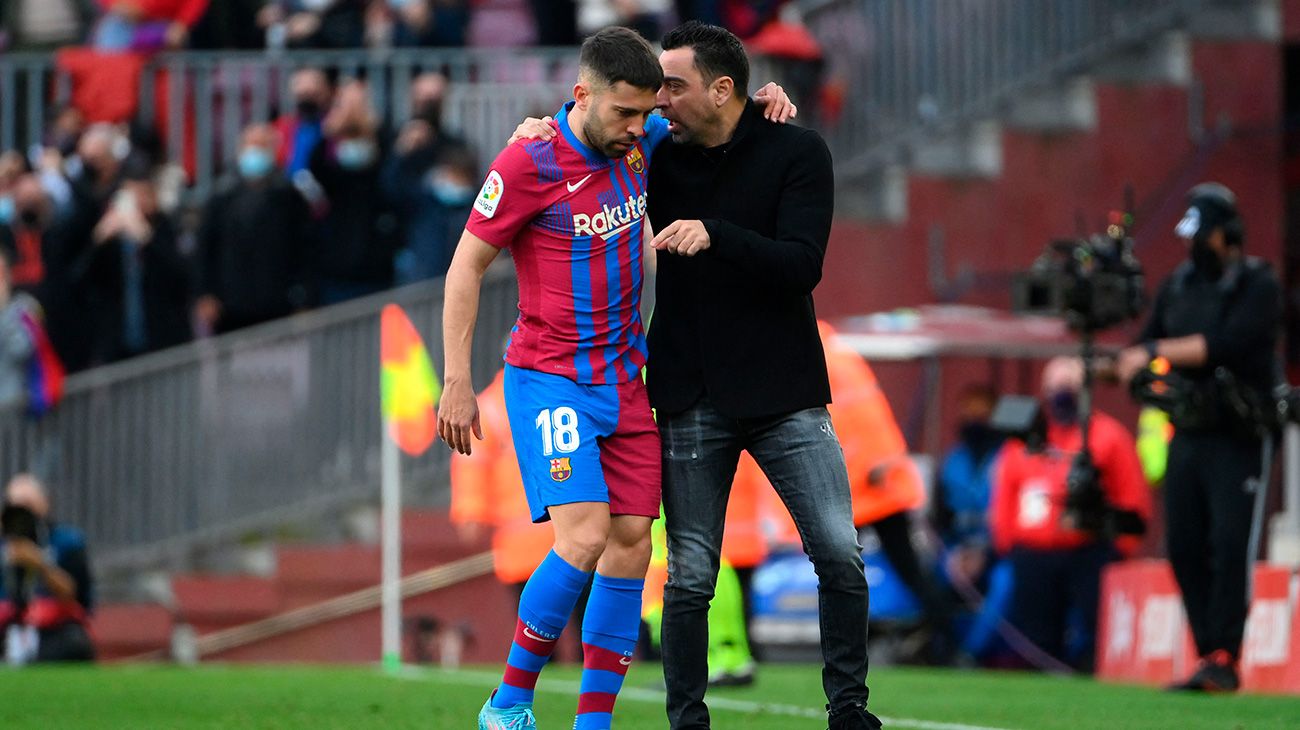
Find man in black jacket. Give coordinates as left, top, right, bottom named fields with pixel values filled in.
left=647, top=22, right=878, bottom=730
left=196, top=124, right=311, bottom=335
left=1116, top=183, right=1281, bottom=692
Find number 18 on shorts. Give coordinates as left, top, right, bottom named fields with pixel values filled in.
left=503, top=365, right=662, bottom=523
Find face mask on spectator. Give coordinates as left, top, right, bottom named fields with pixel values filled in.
left=296, top=99, right=323, bottom=121
left=413, top=101, right=442, bottom=128
left=336, top=139, right=376, bottom=171
left=428, top=171, right=475, bottom=206
left=238, top=147, right=275, bottom=180
left=0, top=195, right=13, bottom=225
left=1046, top=390, right=1079, bottom=425
left=51, top=132, right=79, bottom=158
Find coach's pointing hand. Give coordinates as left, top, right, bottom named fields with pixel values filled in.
left=652, top=220, right=711, bottom=256
left=437, top=378, right=484, bottom=455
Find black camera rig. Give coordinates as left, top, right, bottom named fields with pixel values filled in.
left=1004, top=209, right=1147, bottom=539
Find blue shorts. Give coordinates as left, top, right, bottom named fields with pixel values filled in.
left=503, top=365, right=661, bottom=522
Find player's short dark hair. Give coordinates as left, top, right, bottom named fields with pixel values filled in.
left=579, top=27, right=663, bottom=92
left=662, top=21, right=749, bottom=96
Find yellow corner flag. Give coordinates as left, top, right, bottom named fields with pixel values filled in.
left=380, top=304, right=441, bottom=456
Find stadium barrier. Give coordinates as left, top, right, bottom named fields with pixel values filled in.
left=0, top=1, right=1208, bottom=193
left=0, top=263, right=519, bottom=576
left=1097, top=559, right=1300, bottom=693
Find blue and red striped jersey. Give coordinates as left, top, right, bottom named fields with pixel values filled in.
left=466, top=102, right=670, bottom=385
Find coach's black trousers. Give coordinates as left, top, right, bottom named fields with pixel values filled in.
left=1164, top=430, right=1262, bottom=660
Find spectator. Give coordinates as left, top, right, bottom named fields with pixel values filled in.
left=934, top=384, right=1004, bottom=550
left=45, top=123, right=131, bottom=372
left=309, top=81, right=398, bottom=304
left=72, top=162, right=192, bottom=365
left=577, top=0, right=671, bottom=41
left=275, top=67, right=336, bottom=177
left=0, top=152, right=27, bottom=198
left=195, top=124, right=312, bottom=335
left=1, top=0, right=94, bottom=51
left=92, top=0, right=211, bottom=51
left=989, top=357, right=1152, bottom=672
left=365, top=0, right=468, bottom=47
left=382, top=73, right=476, bottom=284
left=0, top=474, right=94, bottom=664
left=527, top=0, right=576, bottom=45
left=0, top=249, right=38, bottom=412
left=1, top=176, right=56, bottom=297
left=257, top=0, right=366, bottom=49
left=189, top=0, right=265, bottom=49
left=932, top=383, right=1011, bottom=665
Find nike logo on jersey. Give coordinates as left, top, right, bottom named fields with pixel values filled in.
left=567, top=174, right=593, bottom=193
left=619, top=655, right=633, bottom=666
left=523, top=626, right=557, bottom=643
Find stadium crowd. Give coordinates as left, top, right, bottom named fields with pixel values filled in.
left=1, top=0, right=798, bottom=52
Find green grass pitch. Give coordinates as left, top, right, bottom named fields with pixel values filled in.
left=1, top=663, right=1297, bottom=729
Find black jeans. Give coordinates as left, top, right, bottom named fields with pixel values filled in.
left=1165, top=430, right=1262, bottom=659
left=1006, top=542, right=1116, bottom=672
left=659, top=399, right=870, bottom=729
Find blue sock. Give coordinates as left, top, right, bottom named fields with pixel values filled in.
left=574, top=573, right=643, bottom=729
left=491, top=550, right=591, bottom=709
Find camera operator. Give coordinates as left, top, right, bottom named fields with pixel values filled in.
left=0, top=473, right=94, bottom=663
left=1115, top=183, right=1280, bottom=692
left=990, top=357, right=1151, bottom=672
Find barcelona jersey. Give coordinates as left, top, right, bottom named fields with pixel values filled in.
left=466, top=102, right=671, bottom=385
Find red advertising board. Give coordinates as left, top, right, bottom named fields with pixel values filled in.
left=1097, top=560, right=1299, bottom=693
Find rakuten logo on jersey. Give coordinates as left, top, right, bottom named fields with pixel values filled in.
left=573, top=193, right=648, bottom=239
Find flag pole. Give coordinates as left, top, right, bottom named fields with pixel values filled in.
left=381, top=421, right=402, bottom=673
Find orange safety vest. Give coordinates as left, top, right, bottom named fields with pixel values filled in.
left=753, top=321, right=926, bottom=545
left=449, top=370, right=553, bottom=584
left=721, top=458, right=769, bottom=569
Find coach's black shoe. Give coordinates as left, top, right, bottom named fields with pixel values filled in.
left=1167, top=650, right=1240, bottom=693
left=827, top=702, right=883, bottom=730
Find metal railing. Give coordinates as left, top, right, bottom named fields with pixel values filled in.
left=0, top=263, right=519, bottom=575
left=798, top=0, right=1208, bottom=177
left=0, top=47, right=579, bottom=199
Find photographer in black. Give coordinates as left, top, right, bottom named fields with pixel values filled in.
left=1116, top=183, right=1280, bottom=692
left=0, top=473, right=95, bottom=663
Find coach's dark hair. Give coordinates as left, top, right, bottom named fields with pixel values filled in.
left=579, top=27, right=664, bottom=92
left=661, top=21, right=749, bottom=96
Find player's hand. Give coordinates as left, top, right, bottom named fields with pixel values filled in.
left=437, top=379, right=484, bottom=455
left=753, top=82, right=797, bottom=123
left=508, top=117, right=556, bottom=145
left=1115, top=345, right=1152, bottom=386
left=651, top=220, right=711, bottom=256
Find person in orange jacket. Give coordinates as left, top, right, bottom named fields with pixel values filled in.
left=449, top=368, right=587, bottom=662
left=990, top=357, right=1152, bottom=672
left=758, top=321, right=954, bottom=663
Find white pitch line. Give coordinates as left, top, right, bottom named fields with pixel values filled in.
left=396, top=666, right=1018, bottom=730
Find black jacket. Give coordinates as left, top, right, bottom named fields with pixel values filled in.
left=71, top=216, right=192, bottom=365
left=646, top=101, right=834, bottom=419
left=197, top=177, right=311, bottom=325
left=1139, top=256, right=1281, bottom=431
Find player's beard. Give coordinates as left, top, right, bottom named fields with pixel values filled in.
left=583, top=115, right=636, bottom=159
